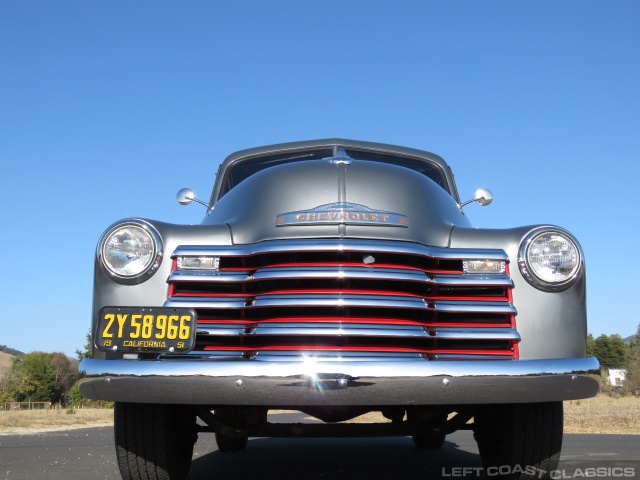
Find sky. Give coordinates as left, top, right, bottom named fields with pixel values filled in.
left=1, top=1, right=638, bottom=357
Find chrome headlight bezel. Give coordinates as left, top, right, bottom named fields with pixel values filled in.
left=518, top=227, right=583, bottom=292
left=98, top=219, right=163, bottom=285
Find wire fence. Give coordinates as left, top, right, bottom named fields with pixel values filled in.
left=0, top=402, right=52, bottom=411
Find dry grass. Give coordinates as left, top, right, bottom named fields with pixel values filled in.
left=344, top=394, right=640, bottom=435
left=0, top=352, right=14, bottom=374
left=564, top=394, right=640, bottom=434
left=0, top=408, right=113, bottom=435
left=1, top=395, right=638, bottom=435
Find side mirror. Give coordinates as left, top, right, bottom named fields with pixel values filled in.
left=460, top=188, right=494, bottom=209
left=176, top=188, right=211, bottom=209
left=176, top=188, right=195, bottom=205
left=474, top=188, right=493, bottom=206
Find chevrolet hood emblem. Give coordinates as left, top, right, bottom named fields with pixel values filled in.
left=276, top=202, right=408, bottom=227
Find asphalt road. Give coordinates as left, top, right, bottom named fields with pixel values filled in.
left=1, top=426, right=639, bottom=480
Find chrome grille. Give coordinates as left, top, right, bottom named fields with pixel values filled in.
left=165, top=239, right=518, bottom=360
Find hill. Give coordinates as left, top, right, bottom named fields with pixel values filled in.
left=0, top=351, right=15, bottom=374
left=0, top=345, right=24, bottom=357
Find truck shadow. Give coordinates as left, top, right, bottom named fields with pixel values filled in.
left=188, top=433, right=483, bottom=480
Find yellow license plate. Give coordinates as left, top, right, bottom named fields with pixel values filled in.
left=96, top=307, right=197, bottom=353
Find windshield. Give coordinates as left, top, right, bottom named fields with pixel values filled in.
left=216, top=147, right=451, bottom=200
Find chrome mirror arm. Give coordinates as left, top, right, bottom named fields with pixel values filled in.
left=192, top=198, right=211, bottom=208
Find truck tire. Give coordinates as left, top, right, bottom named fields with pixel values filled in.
left=214, top=407, right=248, bottom=452
left=114, top=402, right=197, bottom=480
left=473, top=402, right=563, bottom=480
left=407, top=408, right=446, bottom=449
left=412, top=429, right=446, bottom=449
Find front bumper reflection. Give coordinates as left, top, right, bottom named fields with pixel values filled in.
left=78, top=356, right=600, bottom=406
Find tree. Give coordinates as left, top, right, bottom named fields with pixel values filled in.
left=586, top=333, right=596, bottom=357
left=11, top=352, right=56, bottom=402
left=0, top=366, right=22, bottom=403
left=2, top=352, right=78, bottom=404
left=593, top=334, right=627, bottom=370
left=594, top=334, right=613, bottom=369
left=610, top=334, right=628, bottom=369
left=50, top=353, right=78, bottom=403
left=68, top=383, right=84, bottom=407
left=624, top=323, right=640, bottom=395
left=75, top=330, right=93, bottom=360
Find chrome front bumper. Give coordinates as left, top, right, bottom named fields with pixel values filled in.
left=78, top=356, right=600, bottom=406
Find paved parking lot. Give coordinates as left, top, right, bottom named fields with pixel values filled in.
left=1, top=426, right=639, bottom=480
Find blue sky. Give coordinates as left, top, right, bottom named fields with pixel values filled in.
left=1, top=2, right=638, bottom=356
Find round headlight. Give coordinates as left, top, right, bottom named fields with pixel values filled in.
left=99, top=220, right=163, bottom=284
left=518, top=227, right=583, bottom=291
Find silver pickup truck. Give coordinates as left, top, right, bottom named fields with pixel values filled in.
left=79, top=139, right=600, bottom=480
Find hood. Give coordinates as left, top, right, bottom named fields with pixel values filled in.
left=204, top=159, right=471, bottom=247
